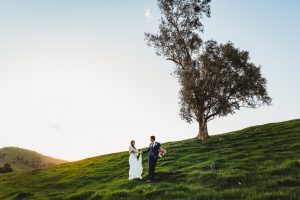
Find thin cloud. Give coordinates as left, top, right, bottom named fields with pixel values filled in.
left=48, top=123, right=60, bottom=131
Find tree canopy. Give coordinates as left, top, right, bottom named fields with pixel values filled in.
left=145, top=0, right=271, bottom=139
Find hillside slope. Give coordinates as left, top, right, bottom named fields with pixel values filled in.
left=0, top=147, right=67, bottom=171
left=0, top=119, right=299, bottom=200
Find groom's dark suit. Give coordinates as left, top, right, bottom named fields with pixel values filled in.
left=145, top=141, right=160, bottom=180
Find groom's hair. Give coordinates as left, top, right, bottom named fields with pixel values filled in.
left=150, top=135, right=155, bottom=140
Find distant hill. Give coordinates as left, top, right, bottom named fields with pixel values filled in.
left=0, top=119, right=299, bottom=200
left=0, top=147, right=67, bottom=171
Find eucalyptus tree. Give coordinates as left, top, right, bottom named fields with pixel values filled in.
left=145, top=0, right=271, bottom=139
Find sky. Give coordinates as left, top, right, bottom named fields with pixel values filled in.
left=0, top=0, right=299, bottom=161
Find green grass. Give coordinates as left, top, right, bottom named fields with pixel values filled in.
left=0, top=119, right=299, bottom=200
left=0, top=147, right=67, bottom=171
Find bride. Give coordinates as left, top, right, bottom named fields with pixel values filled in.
left=128, top=140, right=143, bottom=180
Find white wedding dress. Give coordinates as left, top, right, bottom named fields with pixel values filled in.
left=128, top=146, right=143, bottom=180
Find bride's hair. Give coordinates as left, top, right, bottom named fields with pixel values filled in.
left=130, top=140, right=136, bottom=149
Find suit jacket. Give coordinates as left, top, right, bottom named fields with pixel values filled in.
left=145, top=142, right=160, bottom=158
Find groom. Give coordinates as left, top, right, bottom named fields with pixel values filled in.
left=144, top=135, right=160, bottom=182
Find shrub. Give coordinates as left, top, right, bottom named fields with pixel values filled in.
left=0, top=163, right=13, bottom=173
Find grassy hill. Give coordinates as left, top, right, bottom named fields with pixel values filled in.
left=0, top=147, right=67, bottom=171
left=0, top=119, right=299, bottom=200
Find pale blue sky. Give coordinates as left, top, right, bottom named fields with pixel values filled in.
left=0, top=0, right=299, bottom=161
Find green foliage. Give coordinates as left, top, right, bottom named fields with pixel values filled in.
left=145, top=0, right=271, bottom=139
left=0, top=119, right=299, bottom=199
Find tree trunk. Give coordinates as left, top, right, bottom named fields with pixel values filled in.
left=196, top=121, right=209, bottom=140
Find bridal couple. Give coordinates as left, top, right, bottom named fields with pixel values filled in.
left=129, top=135, right=165, bottom=182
